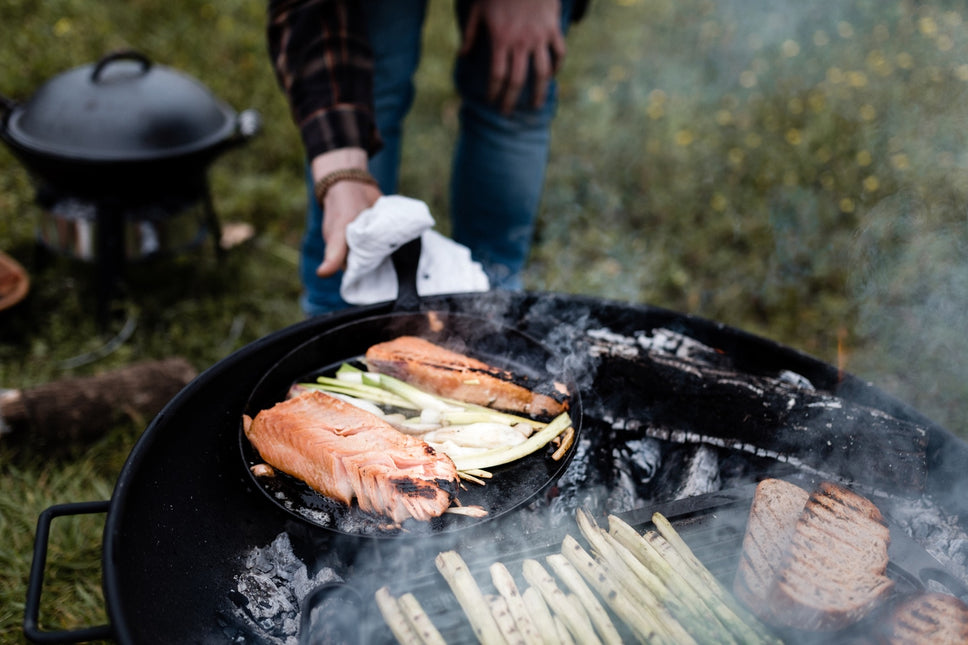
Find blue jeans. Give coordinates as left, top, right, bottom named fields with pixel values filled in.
left=300, top=0, right=575, bottom=316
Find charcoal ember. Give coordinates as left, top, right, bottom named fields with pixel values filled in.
left=641, top=443, right=722, bottom=504
left=230, top=533, right=341, bottom=645
left=673, top=444, right=722, bottom=499
left=543, top=433, right=608, bottom=526
left=887, top=497, right=968, bottom=590
left=605, top=436, right=663, bottom=514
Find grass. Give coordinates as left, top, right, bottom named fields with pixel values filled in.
left=2, top=0, right=968, bottom=640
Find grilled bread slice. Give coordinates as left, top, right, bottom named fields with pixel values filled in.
left=734, top=479, right=894, bottom=631
left=768, top=480, right=894, bottom=630
left=733, top=477, right=810, bottom=617
left=880, top=592, right=968, bottom=644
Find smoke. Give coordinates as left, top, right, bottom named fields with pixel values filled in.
left=847, top=191, right=968, bottom=434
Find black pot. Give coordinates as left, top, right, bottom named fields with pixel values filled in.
left=0, top=50, right=259, bottom=200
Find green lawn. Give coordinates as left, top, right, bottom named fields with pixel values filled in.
left=3, top=0, right=968, bottom=639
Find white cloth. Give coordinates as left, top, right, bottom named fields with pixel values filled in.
left=340, top=195, right=490, bottom=305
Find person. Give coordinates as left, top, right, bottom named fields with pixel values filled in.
left=268, top=0, right=588, bottom=315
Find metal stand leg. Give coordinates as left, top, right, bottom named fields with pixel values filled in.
left=95, top=201, right=124, bottom=327
left=202, top=184, right=224, bottom=261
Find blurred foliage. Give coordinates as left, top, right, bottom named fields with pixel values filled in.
left=2, top=0, right=968, bottom=639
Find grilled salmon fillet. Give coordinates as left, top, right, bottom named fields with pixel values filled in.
left=244, top=390, right=459, bottom=524
left=365, top=336, right=568, bottom=417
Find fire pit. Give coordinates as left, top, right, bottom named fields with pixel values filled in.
left=24, top=291, right=968, bottom=643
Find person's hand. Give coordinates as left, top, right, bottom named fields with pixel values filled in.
left=460, top=0, right=566, bottom=114
left=310, top=148, right=383, bottom=278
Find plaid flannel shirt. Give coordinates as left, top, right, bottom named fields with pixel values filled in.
left=267, top=0, right=383, bottom=161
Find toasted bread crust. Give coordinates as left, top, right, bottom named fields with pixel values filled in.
left=733, top=478, right=810, bottom=616
left=734, top=478, right=895, bottom=632
left=770, top=481, right=893, bottom=630
left=881, top=592, right=968, bottom=644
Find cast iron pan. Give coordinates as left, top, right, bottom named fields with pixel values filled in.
left=240, top=239, right=582, bottom=537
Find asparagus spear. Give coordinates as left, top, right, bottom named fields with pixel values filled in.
left=490, top=562, right=543, bottom=645
left=574, top=511, right=698, bottom=644
left=397, top=593, right=447, bottom=645
left=650, top=512, right=782, bottom=644
left=544, top=553, right=623, bottom=645
left=435, top=551, right=508, bottom=645
left=606, top=514, right=767, bottom=644
left=553, top=616, right=577, bottom=645
left=375, top=586, right=421, bottom=644
left=589, top=519, right=736, bottom=643
left=522, top=586, right=557, bottom=645
left=560, top=534, right=675, bottom=645
left=487, top=594, right=527, bottom=645
left=521, top=559, right=602, bottom=645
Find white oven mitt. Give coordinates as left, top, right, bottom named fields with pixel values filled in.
left=340, top=195, right=490, bottom=305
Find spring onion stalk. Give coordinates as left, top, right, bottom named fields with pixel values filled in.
left=305, top=376, right=417, bottom=409
left=439, top=400, right=549, bottom=428
left=441, top=410, right=539, bottom=430
left=300, top=362, right=573, bottom=473
left=319, top=391, right=387, bottom=417
left=335, top=362, right=363, bottom=376
left=450, top=412, right=572, bottom=472
left=373, top=373, right=465, bottom=413
left=346, top=362, right=550, bottom=427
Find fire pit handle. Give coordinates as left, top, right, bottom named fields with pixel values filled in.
left=23, top=501, right=113, bottom=644
left=299, top=582, right=364, bottom=645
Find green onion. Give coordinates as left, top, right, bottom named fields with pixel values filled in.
left=451, top=412, right=572, bottom=471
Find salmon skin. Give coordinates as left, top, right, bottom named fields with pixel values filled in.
left=365, top=336, right=569, bottom=417
left=244, top=390, right=459, bottom=525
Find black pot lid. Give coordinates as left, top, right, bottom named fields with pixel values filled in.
left=5, top=50, right=237, bottom=162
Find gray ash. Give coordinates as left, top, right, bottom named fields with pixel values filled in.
left=225, top=533, right=342, bottom=644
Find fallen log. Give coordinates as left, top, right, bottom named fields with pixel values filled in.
left=0, top=357, right=197, bottom=444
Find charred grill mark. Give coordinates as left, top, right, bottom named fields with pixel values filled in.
left=437, top=478, right=460, bottom=499
left=390, top=477, right=447, bottom=500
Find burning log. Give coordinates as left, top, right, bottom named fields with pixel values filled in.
left=588, top=329, right=929, bottom=494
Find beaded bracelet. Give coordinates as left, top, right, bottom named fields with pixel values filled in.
left=313, top=168, right=379, bottom=205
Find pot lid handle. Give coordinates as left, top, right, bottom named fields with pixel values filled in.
left=91, top=50, right=152, bottom=83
